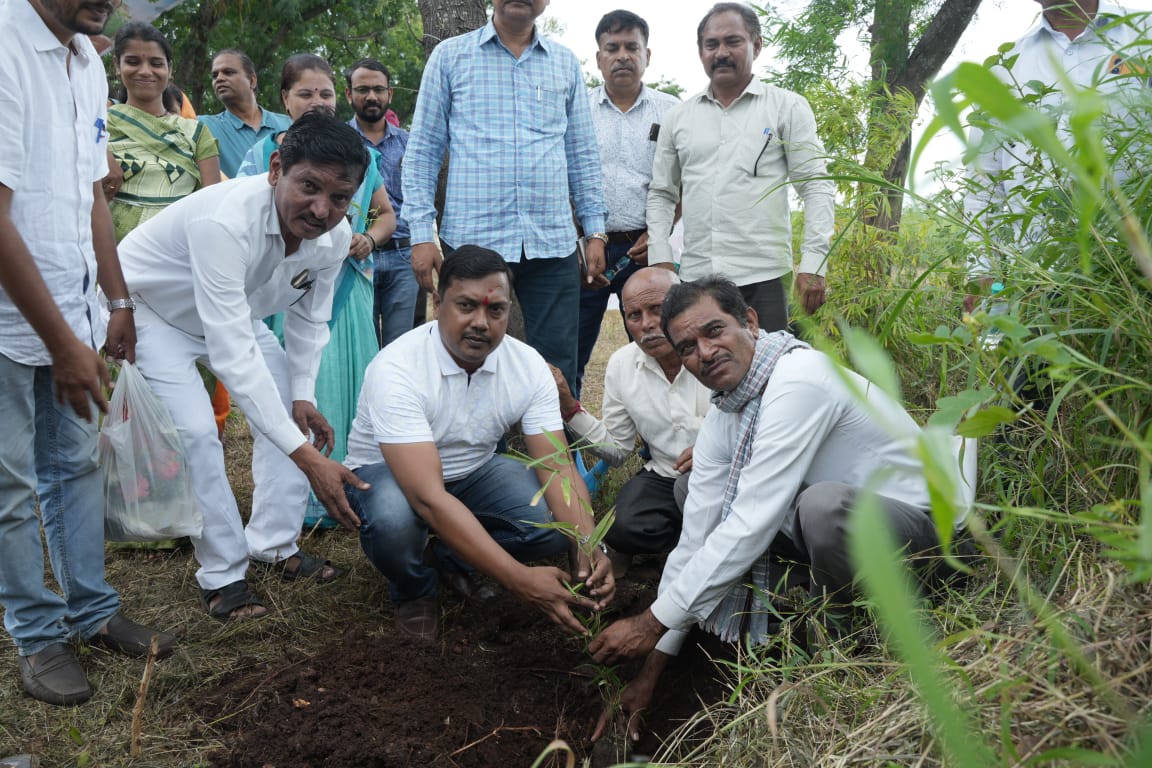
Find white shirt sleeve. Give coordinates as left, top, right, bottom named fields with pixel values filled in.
left=651, top=377, right=841, bottom=631
left=188, top=217, right=306, bottom=455
left=566, top=351, right=637, bottom=466
left=371, top=358, right=435, bottom=445
left=645, top=106, right=682, bottom=267
left=520, top=355, right=564, bottom=436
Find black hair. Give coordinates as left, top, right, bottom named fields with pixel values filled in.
left=279, top=53, right=334, bottom=102
left=595, top=9, right=650, bottom=45
left=438, top=245, right=513, bottom=296
left=278, top=110, right=369, bottom=187
left=213, top=48, right=256, bottom=78
left=344, top=58, right=393, bottom=89
left=113, top=22, right=177, bottom=112
left=661, top=274, right=751, bottom=340
left=696, top=2, right=762, bottom=49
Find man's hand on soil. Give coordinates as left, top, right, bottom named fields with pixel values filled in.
left=588, top=610, right=665, bottom=664
left=510, top=565, right=597, bottom=635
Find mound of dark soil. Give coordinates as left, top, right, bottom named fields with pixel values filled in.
left=199, top=568, right=730, bottom=768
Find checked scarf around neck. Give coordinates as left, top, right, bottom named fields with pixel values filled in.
left=704, top=328, right=809, bottom=645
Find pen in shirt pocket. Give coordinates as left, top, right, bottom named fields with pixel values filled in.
left=753, top=128, right=773, bottom=177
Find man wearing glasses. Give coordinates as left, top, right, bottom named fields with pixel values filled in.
left=344, top=58, right=416, bottom=348
left=115, top=111, right=372, bottom=623
left=646, top=2, right=834, bottom=328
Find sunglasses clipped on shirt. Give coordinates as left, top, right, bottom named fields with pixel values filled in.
left=289, top=269, right=315, bottom=306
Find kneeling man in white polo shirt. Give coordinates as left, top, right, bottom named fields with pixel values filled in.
left=344, top=245, right=615, bottom=642
left=116, top=111, right=370, bottom=622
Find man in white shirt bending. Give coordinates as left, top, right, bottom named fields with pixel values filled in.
left=343, top=246, right=614, bottom=642
left=117, top=111, right=371, bottom=622
left=589, top=275, right=966, bottom=738
left=557, top=268, right=710, bottom=572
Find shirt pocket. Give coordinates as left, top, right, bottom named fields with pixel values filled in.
left=529, top=82, right=567, bottom=135
left=745, top=127, right=782, bottom=179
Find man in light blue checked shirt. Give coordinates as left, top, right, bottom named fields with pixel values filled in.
left=402, top=0, right=609, bottom=388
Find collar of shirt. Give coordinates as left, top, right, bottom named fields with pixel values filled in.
left=698, top=76, right=766, bottom=108
left=477, top=18, right=553, bottom=58
left=430, top=322, right=501, bottom=378
left=347, top=116, right=397, bottom=147
left=634, top=345, right=680, bottom=381
left=220, top=106, right=278, bottom=132
left=26, top=3, right=95, bottom=59
left=593, top=83, right=651, bottom=114
left=1026, top=2, right=1131, bottom=43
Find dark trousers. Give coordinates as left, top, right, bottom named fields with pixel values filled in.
left=739, top=277, right=789, bottom=333
left=507, top=249, right=581, bottom=390
left=574, top=241, right=640, bottom=399
left=603, top=469, right=689, bottom=555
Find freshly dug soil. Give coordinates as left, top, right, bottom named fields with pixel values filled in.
left=199, top=565, right=731, bottom=767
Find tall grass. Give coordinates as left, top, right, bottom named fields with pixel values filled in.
left=632, top=13, right=1152, bottom=767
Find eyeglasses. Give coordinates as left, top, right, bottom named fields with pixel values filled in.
left=351, top=86, right=391, bottom=96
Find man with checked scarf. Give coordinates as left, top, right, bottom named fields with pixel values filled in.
left=588, top=275, right=965, bottom=742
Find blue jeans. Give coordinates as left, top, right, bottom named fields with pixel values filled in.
left=0, top=355, right=120, bottom=656
left=346, top=455, right=568, bottom=604
left=574, top=241, right=639, bottom=399
left=373, top=245, right=419, bottom=348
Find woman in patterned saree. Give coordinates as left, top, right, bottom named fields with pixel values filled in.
left=104, top=22, right=220, bottom=242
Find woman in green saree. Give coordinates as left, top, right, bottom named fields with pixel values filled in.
left=237, top=54, right=397, bottom=528
left=103, top=22, right=220, bottom=242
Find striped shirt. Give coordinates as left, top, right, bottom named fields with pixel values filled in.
left=348, top=117, right=410, bottom=241
left=402, top=21, right=606, bottom=261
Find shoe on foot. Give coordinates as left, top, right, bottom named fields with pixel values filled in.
left=394, top=595, right=439, bottom=642
left=90, top=613, right=177, bottom=659
left=18, top=643, right=92, bottom=706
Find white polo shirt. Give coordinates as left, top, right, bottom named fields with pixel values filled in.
left=0, top=0, right=110, bottom=365
left=117, top=175, right=350, bottom=455
left=344, top=322, right=562, bottom=480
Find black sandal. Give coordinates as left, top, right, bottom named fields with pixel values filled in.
left=200, top=580, right=267, bottom=622
left=252, top=551, right=346, bottom=584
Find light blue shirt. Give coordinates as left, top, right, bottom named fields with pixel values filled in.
left=198, top=107, right=291, bottom=178
left=402, top=21, right=606, bottom=261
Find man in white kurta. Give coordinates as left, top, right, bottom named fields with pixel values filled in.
left=117, top=111, right=371, bottom=619
left=589, top=276, right=968, bottom=734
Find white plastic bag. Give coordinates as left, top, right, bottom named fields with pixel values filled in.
left=98, top=362, right=202, bottom=541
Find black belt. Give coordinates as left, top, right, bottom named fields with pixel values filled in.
left=606, top=229, right=645, bottom=245
left=375, top=237, right=411, bottom=252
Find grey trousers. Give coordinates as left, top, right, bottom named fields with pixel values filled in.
left=777, top=481, right=956, bottom=602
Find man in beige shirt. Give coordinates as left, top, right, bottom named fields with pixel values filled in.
left=647, top=2, right=835, bottom=329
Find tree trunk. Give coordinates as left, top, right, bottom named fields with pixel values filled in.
left=860, top=0, right=985, bottom=234
left=417, top=0, right=487, bottom=54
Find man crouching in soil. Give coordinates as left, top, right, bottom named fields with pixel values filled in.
left=343, top=245, right=614, bottom=641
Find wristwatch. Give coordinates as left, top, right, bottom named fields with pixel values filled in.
left=586, top=232, right=609, bottom=245
left=107, top=297, right=136, bottom=312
